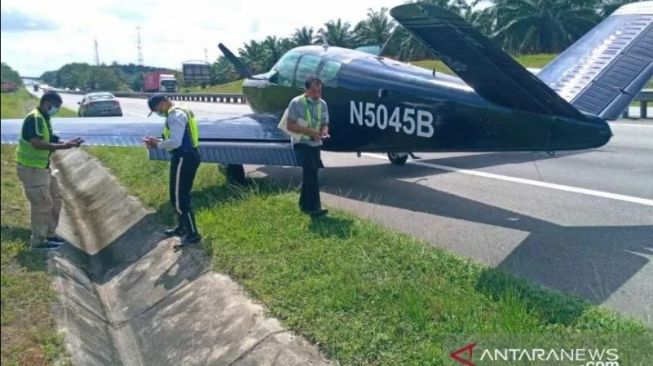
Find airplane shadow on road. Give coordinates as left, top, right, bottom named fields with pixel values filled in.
left=259, top=153, right=653, bottom=309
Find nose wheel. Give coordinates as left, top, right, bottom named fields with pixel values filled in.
left=387, top=152, right=409, bottom=165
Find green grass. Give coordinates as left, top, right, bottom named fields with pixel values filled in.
left=88, top=146, right=653, bottom=365
left=1, top=147, right=70, bottom=366
left=181, top=79, right=244, bottom=94
left=1, top=88, right=76, bottom=118
left=413, top=54, right=557, bottom=76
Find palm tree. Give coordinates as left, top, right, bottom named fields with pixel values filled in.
left=487, top=0, right=601, bottom=53
left=238, top=40, right=268, bottom=74
left=354, top=8, right=395, bottom=46
left=262, top=36, right=289, bottom=70
left=317, top=19, right=356, bottom=48
left=291, top=27, right=315, bottom=47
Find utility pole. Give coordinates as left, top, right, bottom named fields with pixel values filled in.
left=94, top=37, right=100, bottom=66
left=137, top=26, right=144, bottom=66
left=204, top=48, right=208, bottom=63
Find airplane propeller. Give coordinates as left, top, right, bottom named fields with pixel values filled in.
left=218, top=43, right=254, bottom=79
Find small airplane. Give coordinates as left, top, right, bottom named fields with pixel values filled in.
left=2, top=2, right=652, bottom=183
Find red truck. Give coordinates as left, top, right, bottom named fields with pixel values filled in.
left=143, top=71, right=178, bottom=93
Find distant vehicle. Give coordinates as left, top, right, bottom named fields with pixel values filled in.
left=143, top=71, right=178, bottom=93
left=78, top=92, right=123, bottom=117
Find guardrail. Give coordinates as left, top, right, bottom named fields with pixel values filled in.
left=112, top=92, right=248, bottom=104
left=53, top=89, right=247, bottom=104
left=623, top=89, right=651, bottom=119
left=50, top=88, right=652, bottom=116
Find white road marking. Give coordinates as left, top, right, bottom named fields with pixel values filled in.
left=363, top=153, right=653, bottom=207
left=609, top=122, right=653, bottom=128
left=123, top=111, right=148, bottom=118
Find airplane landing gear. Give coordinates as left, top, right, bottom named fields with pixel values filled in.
left=387, top=152, right=409, bottom=165
left=219, top=164, right=247, bottom=185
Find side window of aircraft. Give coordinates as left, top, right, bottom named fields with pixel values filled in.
left=318, top=60, right=341, bottom=87
left=274, top=51, right=301, bottom=87
left=295, top=54, right=321, bottom=89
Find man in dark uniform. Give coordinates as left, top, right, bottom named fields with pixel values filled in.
left=142, top=95, right=201, bottom=247
left=15, top=91, right=83, bottom=249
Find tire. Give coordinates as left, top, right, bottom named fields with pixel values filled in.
left=222, top=164, right=246, bottom=185
left=387, top=152, right=409, bottom=165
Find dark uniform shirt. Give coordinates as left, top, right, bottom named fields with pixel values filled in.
left=21, top=107, right=60, bottom=168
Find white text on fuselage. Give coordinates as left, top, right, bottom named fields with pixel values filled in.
left=350, top=101, right=434, bottom=138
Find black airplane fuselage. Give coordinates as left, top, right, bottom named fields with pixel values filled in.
left=242, top=46, right=612, bottom=153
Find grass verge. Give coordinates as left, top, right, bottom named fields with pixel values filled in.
left=181, top=79, right=244, bottom=94
left=89, top=146, right=652, bottom=365
left=1, top=146, right=70, bottom=366
left=1, top=88, right=76, bottom=118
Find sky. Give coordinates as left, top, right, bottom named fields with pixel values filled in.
left=1, top=0, right=408, bottom=76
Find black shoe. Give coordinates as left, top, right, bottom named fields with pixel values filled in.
left=174, top=234, right=202, bottom=250
left=309, top=209, right=328, bottom=218
left=164, top=226, right=186, bottom=237
left=32, top=240, right=62, bottom=250
left=46, top=235, right=65, bottom=244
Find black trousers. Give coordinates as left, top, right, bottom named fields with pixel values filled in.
left=170, top=149, right=201, bottom=234
left=293, top=144, right=324, bottom=212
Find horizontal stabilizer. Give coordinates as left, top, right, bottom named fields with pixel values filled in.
left=390, top=3, right=585, bottom=120
left=538, top=2, right=653, bottom=120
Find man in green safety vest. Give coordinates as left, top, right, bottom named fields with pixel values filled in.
left=143, top=94, right=202, bottom=248
left=286, top=76, right=330, bottom=218
left=15, top=91, right=83, bottom=250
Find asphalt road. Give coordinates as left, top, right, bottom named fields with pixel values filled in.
left=56, top=91, right=653, bottom=325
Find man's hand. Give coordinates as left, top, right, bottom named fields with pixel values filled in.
left=142, top=136, right=160, bottom=150
left=64, top=137, right=84, bottom=149
left=309, top=129, right=322, bottom=142
left=320, top=126, right=330, bottom=140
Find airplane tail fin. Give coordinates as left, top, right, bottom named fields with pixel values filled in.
left=390, top=3, right=586, bottom=121
left=537, top=2, right=653, bottom=120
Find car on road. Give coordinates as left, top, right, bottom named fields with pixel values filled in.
left=78, top=92, right=123, bottom=117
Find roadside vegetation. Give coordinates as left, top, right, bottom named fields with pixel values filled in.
left=1, top=88, right=76, bottom=118
left=88, top=146, right=653, bottom=365
left=1, top=89, right=72, bottom=365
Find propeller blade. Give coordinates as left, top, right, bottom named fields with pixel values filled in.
left=218, top=43, right=253, bottom=79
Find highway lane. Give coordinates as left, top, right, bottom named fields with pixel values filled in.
left=51, top=91, right=653, bottom=324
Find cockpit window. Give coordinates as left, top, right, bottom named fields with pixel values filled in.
left=318, top=60, right=341, bottom=87
left=294, top=54, right=321, bottom=88
left=273, top=51, right=300, bottom=87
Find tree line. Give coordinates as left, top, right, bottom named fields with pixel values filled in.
left=211, top=0, right=639, bottom=84
left=29, top=0, right=641, bottom=90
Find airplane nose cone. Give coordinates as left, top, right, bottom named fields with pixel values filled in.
left=549, top=116, right=612, bottom=150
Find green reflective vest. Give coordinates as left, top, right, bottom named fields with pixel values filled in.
left=300, top=96, right=322, bottom=141
left=162, top=105, right=199, bottom=149
left=16, top=109, right=51, bottom=169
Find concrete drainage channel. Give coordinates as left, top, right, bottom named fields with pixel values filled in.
left=49, top=149, right=333, bottom=366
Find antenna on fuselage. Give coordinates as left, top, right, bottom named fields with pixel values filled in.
left=320, top=33, right=329, bottom=51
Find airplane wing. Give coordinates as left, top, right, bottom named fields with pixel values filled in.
left=390, top=3, right=586, bottom=120
left=1, top=113, right=298, bottom=166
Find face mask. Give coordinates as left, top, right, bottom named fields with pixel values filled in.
left=48, top=106, right=59, bottom=115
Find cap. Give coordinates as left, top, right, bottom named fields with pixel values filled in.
left=147, top=94, right=167, bottom=116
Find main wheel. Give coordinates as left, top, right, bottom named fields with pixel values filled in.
left=225, top=164, right=246, bottom=185
left=387, top=152, right=409, bottom=165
